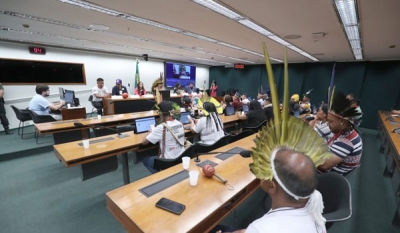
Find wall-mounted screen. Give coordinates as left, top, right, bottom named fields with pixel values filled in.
left=165, top=62, right=196, bottom=88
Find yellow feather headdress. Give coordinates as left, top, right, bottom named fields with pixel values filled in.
left=249, top=44, right=333, bottom=181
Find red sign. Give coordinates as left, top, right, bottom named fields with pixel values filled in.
left=234, top=63, right=245, bottom=69
left=29, top=46, right=46, bottom=55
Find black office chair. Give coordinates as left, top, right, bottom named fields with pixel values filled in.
left=88, top=95, right=97, bottom=116
left=10, top=105, right=34, bottom=139
left=192, top=134, right=232, bottom=154
left=343, top=164, right=361, bottom=178
left=243, top=119, right=268, bottom=133
left=153, top=145, right=195, bottom=171
left=317, top=172, right=352, bottom=229
left=229, top=130, right=254, bottom=143
left=28, top=110, right=56, bottom=144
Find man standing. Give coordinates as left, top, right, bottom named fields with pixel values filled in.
left=0, top=82, right=12, bottom=134
left=185, top=82, right=196, bottom=94
left=92, top=78, right=110, bottom=116
left=111, top=79, right=128, bottom=96
left=29, top=84, right=65, bottom=120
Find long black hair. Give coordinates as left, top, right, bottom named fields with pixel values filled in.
left=203, top=102, right=223, bottom=132
left=247, top=100, right=267, bottom=126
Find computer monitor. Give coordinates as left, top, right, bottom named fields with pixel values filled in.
left=58, top=87, right=65, bottom=100
left=134, top=117, right=156, bottom=134
left=64, top=89, right=75, bottom=106
left=225, top=105, right=235, bottom=116
left=160, top=90, right=170, bottom=99
left=180, top=112, right=190, bottom=124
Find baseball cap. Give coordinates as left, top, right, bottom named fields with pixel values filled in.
left=116, top=79, right=122, bottom=85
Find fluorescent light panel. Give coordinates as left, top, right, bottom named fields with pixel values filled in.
left=334, top=0, right=363, bottom=60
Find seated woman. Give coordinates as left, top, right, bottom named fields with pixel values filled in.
left=189, top=102, right=225, bottom=145
left=134, top=81, right=146, bottom=96
left=308, top=103, right=333, bottom=142
left=173, top=83, right=181, bottom=94
left=238, top=100, right=267, bottom=128
left=221, top=94, right=233, bottom=114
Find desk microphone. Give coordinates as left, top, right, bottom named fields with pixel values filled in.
left=127, top=83, right=134, bottom=95
left=392, top=128, right=400, bottom=133
left=74, top=122, right=129, bottom=138
left=193, top=149, right=251, bottom=162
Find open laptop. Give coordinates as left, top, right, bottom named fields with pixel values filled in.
left=225, top=105, right=235, bottom=116
left=242, top=104, right=249, bottom=112
left=134, top=117, right=156, bottom=134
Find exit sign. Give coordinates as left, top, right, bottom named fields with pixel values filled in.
left=234, top=63, right=245, bottom=69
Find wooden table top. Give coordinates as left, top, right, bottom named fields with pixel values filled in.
left=378, top=111, right=400, bottom=170
left=36, top=112, right=240, bottom=134
left=53, top=114, right=240, bottom=167
left=106, top=135, right=258, bottom=233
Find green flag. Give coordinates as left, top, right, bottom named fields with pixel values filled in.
left=135, top=59, right=140, bottom=88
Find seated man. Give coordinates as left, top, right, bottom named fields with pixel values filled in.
left=263, top=97, right=274, bottom=121
left=299, top=94, right=311, bottom=113
left=232, top=94, right=243, bottom=111
left=111, top=79, right=128, bottom=96
left=351, top=99, right=363, bottom=127
left=185, top=82, right=196, bottom=94
left=241, top=94, right=250, bottom=105
left=92, top=77, right=110, bottom=116
left=319, top=91, right=362, bottom=175
left=29, top=84, right=65, bottom=121
left=142, top=101, right=185, bottom=173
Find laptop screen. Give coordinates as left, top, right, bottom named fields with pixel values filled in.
left=180, top=112, right=190, bottom=124
left=135, top=117, right=156, bottom=134
left=225, top=106, right=235, bottom=116
left=242, top=104, right=249, bottom=112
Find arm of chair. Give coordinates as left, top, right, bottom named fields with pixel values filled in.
left=323, top=208, right=352, bottom=222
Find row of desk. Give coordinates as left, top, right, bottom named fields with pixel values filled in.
left=377, top=111, right=400, bottom=227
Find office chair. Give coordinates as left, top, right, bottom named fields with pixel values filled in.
left=10, top=105, right=34, bottom=139
left=317, top=172, right=352, bottom=229
left=243, top=119, right=268, bottom=133
left=229, top=130, right=254, bottom=143
left=88, top=95, right=98, bottom=116
left=153, top=146, right=195, bottom=171
left=192, top=134, right=232, bottom=154
left=28, top=110, right=56, bottom=144
left=343, top=164, right=361, bottom=178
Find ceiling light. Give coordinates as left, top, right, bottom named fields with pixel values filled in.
left=238, top=19, right=273, bottom=36
left=89, top=24, right=109, bottom=30
left=192, top=0, right=243, bottom=20
left=334, top=0, right=363, bottom=60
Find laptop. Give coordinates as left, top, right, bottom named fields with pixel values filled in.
left=225, top=105, right=235, bottom=116
left=242, top=104, right=249, bottom=112
left=134, top=117, right=156, bottom=134
left=160, top=90, right=170, bottom=99
left=180, top=112, right=191, bottom=125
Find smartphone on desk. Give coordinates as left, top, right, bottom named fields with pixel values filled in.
left=155, top=197, right=186, bottom=215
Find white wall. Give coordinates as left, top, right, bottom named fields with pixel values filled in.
left=0, top=41, right=210, bottom=130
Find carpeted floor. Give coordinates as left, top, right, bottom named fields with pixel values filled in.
left=0, top=128, right=399, bottom=233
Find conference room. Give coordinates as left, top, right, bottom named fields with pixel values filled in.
left=1, top=0, right=400, bottom=232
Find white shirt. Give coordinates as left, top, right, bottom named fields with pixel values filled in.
left=242, top=98, right=250, bottom=105
left=258, top=98, right=264, bottom=106
left=192, top=114, right=225, bottom=145
left=246, top=207, right=326, bottom=233
left=92, top=85, right=109, bottom=102
left=29, top=94, right=51, bottom=115
left=146, top=120, right=185, bottom=159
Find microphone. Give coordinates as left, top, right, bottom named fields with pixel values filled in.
left=392, top=128, right=400, bottom=133
left=74, top=122, right=129, bottom=138
left=193, top=149, right=250, bottom=162
left=127, top=83, right=134, bottom=95
left=239, top=150, right=252, bottom=158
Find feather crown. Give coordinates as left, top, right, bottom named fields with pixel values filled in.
left=329, top=91, right=361, bottom=121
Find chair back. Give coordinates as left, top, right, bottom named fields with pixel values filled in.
left=28, top=110, right=56, bottom=124
left=153, top=146, right=195, bottom=170
left=317, top=172, right=352, bottom=223
left=230, top=130, right=254, bottom=143
left=88, top=95, right=93, bottom=102
left=243, top=119, right=268, bottom=133
left=193, top=134, right=232, bottom=154
left=10, top=105, right=32, bottom=122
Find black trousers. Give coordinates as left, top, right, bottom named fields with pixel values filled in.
left=93, top=101, right=103, bottom=116
left=0, top=97, right=10, bottom=127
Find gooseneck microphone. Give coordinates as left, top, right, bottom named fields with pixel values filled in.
left=74, top=122, right=129, bottom=138
left=127, top=83, right=134, bottom=95
left=193, top=149, right=252, bottom=162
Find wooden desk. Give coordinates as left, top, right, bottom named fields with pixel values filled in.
left=53, top=114, right=241, bottom=183
left=103, top=95, right=183, bottom=115
left=106, top=135, right=258, bottom=233
left=61, top=107, right=86, bottom=120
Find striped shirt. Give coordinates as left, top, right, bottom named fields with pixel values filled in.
left=315, top=121, right=333, bottom=142
left=328, top=130, right=362, bottom=175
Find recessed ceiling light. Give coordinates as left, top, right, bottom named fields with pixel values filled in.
left=284, top=35, right=301, bottom=39
left=22, top=24, right=30, bottom=28
left=89, top=24, right=109, bottom=30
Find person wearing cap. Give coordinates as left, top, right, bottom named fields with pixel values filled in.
left=318, top=91, right=363, bottom=175
left=111, top=79, right=128, bottom=96
left=151, top=76, right=164, bottom=95
left=0, top=82, right=13, bottom=134
left=142, top=100, right=185, bottom=173
left=92, top=77, right=110, bottom=116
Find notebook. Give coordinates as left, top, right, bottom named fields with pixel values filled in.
left=134, top=117, right=156, bottom=134
left=180, top=112, right=191, bottom=124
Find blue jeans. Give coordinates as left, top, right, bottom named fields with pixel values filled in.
left=142, top=156, right=160, bottom=174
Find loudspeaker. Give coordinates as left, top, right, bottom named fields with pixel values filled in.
left=143, top=54, right=148, bottom=61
